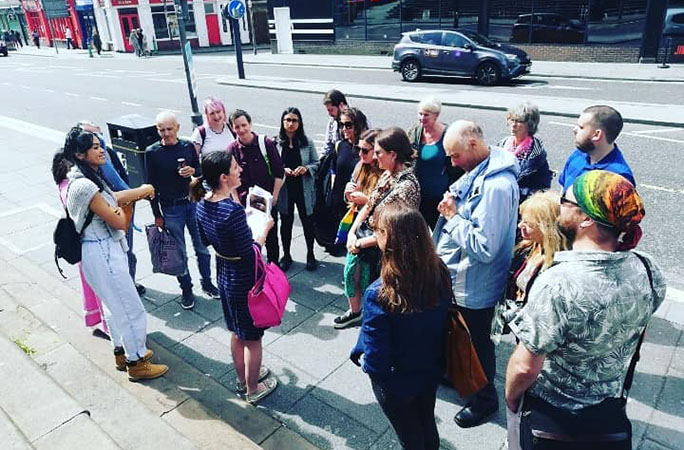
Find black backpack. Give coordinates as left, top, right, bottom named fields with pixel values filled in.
left=54, top=206, right=94, bottom=279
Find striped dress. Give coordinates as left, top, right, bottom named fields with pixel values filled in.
left=196, top=198, right=263, bottom=340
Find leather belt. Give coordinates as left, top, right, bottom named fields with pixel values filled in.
left=160, top=197, right=189, bottom=207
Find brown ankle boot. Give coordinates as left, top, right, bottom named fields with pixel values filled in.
left=115, top=349, right=154, bottom=372
left=127, top=359, right=168, bottom=382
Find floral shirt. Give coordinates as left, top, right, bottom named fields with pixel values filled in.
left=366, top=165, right=420, bottom=228
left=509, top=250, right=666, bottom=410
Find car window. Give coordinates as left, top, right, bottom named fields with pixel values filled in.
left=673, top=13, right=684, bottom=24
left=416, top=32, right=443, bottom=46
left=516, top=15, right=531, bottom=24
left=443, top=32, right=468, bottom=48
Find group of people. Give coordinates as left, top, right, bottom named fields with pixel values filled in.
left=2, top=29, right=24, bottom=48
left=52, top=88, right=666, bottom=449
left=128, top=28, right=148, bottom=57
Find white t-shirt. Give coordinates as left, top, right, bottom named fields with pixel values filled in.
left=191, top=124, right=236, bottom=158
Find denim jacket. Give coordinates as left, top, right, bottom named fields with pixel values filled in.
left=433, top=147, right=520, bottom=309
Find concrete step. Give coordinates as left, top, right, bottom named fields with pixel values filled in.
left=0, top=246, right=319, bottom=449
left=0, top=326, right=121, bottom=450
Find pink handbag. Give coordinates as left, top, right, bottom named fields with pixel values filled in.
left=248, top=245, right=291, bottom=328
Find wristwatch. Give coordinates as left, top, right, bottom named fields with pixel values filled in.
left=355, top=240, right=363, bottom=250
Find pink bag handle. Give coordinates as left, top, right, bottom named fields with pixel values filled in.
left=252, top=244, right=266, bottom=294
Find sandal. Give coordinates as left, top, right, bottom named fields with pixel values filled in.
left=236, top=366, right=270, bottom=394
left=246, top=377, right=278, bottom=405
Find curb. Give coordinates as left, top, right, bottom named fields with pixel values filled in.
left=215, top=78, right=684, bottom=128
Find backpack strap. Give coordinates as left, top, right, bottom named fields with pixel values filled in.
left=621, top=252, right=656, bottom=398
left=198, top=125, right=206, bottom=144
left=258, top=134, right=272, bottom=177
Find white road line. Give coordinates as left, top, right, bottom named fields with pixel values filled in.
left=75, top=73, right=118, bottom=78
left=64, top=92, right=80, bottom=97
left=544, top=85, right=594, bottom=91
left=632, top=128, right=681, bottom=135
left=548, top=121, right=574, bottom=128
left=156, top=107, right=181, bottom=113
left=622, top=132, right=684, bottom=144
left=43, top=88, right=55, bottom=93
left=1, top=82, right=12, bottom=86
left=0, top=115, right=64, bottom=144
left=253, top=122, right=279, bottom=130
left=19, top=84, right=31, bottom=89
left=90, top=96, right=109, bottom=102
left=640, top=184, right=684, bottom=195
left=122, top=101, right=142, bottom=107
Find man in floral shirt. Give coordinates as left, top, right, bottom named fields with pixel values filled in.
left=505, top=170, right=666, bottom=449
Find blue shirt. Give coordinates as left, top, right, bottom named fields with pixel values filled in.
left=416, top=139, right=450, bottom=199
left=558, top=145, right=635, bottom=190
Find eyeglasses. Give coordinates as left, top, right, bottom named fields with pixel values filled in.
left=560, top=190, right=579, bottom=208
left=359, top=146, right=372, bottom=155
left=284, top=118, right=299, bottom=123
left=340, top=121, right=354, bottom=130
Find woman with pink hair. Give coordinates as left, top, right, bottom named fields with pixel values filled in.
left=191, top=96, right=236, bottom=159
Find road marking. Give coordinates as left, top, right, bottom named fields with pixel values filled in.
left=75, top=73, right=118, bottom=78
left=1, top=82, right=12, bottom=86
left=90, top=96, right=109, bottom=102
left=0, top=115, right=64, bottom=143
left=549, top=121, right=684, bottom=144
left=19, top=84, right=31, bottom=89
left=544, top=85, right=594, bottom=91
left=640, top=184, right=684, bottom=195
left=121, top=101, right=142, bottom=107
left=632, top=128, right=681, bottom=135
left=156, top=107, right=181, bottom=113
left=43, top=88, right=55, bottom=93
left=64, top=92, right=80, bottom=97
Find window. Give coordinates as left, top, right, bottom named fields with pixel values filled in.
left=204, top=2, right=215, bottom=14
left=151, top=4, right=196, bottom=40
left=443, top=31, right=467, bottom=48
left=417, top=31, right=443, bottom=45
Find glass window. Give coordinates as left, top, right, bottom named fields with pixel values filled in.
left=417, top=31, right=443, bottom=45
left=205, top=2, right=215, bottom=14
left=443, top=31, right=468, bottom=47
left=151, top=4, right=196, bottom=40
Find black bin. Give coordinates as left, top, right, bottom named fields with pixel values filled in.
left=107, top=114, right=159, bottom=188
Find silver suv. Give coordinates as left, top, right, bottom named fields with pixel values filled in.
left=392, top=30, right=531, bottom=86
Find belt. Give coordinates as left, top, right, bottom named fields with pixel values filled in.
left=160, top=197, right=189, bottom=207
left=216, top=251, right=241, bottom=261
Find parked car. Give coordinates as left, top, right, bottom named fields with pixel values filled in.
left=392, top=29, right=531, bottom=86
left=0, top=39, right=8, bottom=57
left=663, top=8, right=684, bottom=37
left=511, top=13, right=586, bottom=44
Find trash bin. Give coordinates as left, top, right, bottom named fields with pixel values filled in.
left=107, top=114, right=159, bottom=188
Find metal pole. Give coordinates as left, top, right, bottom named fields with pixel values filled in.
left=175, top=0, right=203, bottom=126
left=248, top=0, right=256, bottom=55
left=232, top=17, right=245, bottom=79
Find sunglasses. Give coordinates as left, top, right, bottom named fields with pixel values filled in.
left=340, top=121, right=354, bottom=130
left=359, top=146, right=372, bottom=155
left=560, top=190, right=579, bottom=208
left=284, top=118, right=299, bottom=123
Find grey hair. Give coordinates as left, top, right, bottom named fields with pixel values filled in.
left=505, top=102, right=540, bottom=136
left=156, top=110, right=179, bottom=125
left=418, top=96, right=442, bottom=115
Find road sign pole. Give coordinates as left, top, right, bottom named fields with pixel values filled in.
left=176, top=0, right=203, bottom=126
left=232, top=17, right=245, bottom=79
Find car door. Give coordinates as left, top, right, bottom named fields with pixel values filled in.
left=440, top=32, right=479, bottom=75
left=417, top=31, right=444, bottom=71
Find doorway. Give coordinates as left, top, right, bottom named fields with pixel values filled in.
left=119, top=9, right=140, bottom=52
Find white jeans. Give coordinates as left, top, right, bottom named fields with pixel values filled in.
left=82, top=237, right=148, bottom=361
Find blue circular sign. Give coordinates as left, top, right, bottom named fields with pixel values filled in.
left=227, top=0, right=245, bottom=19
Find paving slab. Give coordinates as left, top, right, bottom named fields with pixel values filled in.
left=173, top=330, right=235, bottom=380
left=31, top=413, right=121, bottom=450
left=0, top=406, right=36, bottom=450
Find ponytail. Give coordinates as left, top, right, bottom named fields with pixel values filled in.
left=189, top=176, right=207, bottom=202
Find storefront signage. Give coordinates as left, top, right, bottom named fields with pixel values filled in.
left=22, top=0, right=40, bottom=12
left=110, top=0, right=138, bottom=6
left=42, top=0, right=69, bottom=18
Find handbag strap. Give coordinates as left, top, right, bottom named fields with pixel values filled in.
left=621, top=252, right=656, bottom=398
left=252, top=244, right=266, bottom=289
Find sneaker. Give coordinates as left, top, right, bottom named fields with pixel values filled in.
left=181, top=290, right=195, bottom=310
left=201, top=282, right=220, bottom=299
left=246, top=377, right=278, bottom=405
left=306, top=254, right=318, bottom=271
left=333, top=309, right=362, bottom=329
left=127, top=359, right=169, bottom=382
left=135, top=283, right=146, bottom=295
left=116, top=348, right=153, bottom=372
left=279, top=255, right=293, bottom=272
left=236, top=366, right=271, bottom=394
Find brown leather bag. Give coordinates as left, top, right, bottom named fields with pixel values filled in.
left=445, top=307, right=488, bottom=397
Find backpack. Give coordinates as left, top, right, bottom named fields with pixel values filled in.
left=54, top=205, right=94, bottom=279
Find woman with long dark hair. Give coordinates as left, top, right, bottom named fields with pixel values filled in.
left=63, top=127, right=167, bottom=380
left=350, top=204, right=451, bottom=450
left=276, top=107, right=319, bottom=271
left=195, top=151, right=278, bottom=404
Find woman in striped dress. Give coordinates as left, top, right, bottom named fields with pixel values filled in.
left=195, top=150, right=278, bottom=404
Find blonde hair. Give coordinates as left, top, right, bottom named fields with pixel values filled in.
left=517, top=191, right=567, bottom=268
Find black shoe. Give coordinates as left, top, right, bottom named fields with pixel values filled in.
left=135, top=283, right=146, bottom=295
left=453, top=404, right=498, bottom=428
left=333, top=309, right=362, bottom=329
left=306, top=254, right=318, bottom=271
left=279, top=255, right=293, bottom=272
left=201, top=282, right=220, bottom=299
left=181, top=290, right=195, bottom=310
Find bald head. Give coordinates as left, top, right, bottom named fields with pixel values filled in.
left=156, top=110, right=180, bottom=146
left=443, top=120, right=489, bottom=171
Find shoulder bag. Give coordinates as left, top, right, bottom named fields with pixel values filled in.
left=444, top=306, right=489, bottom=397
left=248, top=245, right=291, bottom=328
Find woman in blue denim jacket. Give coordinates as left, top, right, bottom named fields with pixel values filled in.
left=350, top=204, right=451, bottom=450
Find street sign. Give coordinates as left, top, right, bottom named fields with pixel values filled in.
left=42, top=0, right=69, bottom=19
left=227, top=0, right=245, bottom=20
left=185, top=41, right=197, bottom=93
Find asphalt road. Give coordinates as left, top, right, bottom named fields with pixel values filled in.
left=2, top=52, right=683, bottom=288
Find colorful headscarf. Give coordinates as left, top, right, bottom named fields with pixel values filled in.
left=572, top=170, right=645, bottom=250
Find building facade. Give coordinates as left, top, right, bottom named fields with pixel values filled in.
left=0, top=0, right=29, bottom=44
left=21, top=0, right=85, bottom=48
left=92, top=0, right=250, bottom=52
left=267, top=0, right=684, bottom=63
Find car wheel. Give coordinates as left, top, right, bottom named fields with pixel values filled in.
left=476, top=62, right=501, bottom=86
left=400, top=59, right=421, bottom=82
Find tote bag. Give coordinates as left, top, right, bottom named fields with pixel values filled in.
left=248, top=245, right=291, bottom=328
left=445, top=307, right=489, bottom=397
left=145, top=225, right=185, bottom=276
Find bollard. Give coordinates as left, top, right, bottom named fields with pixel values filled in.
left=88, top=42, right=93, bottom=58
left=658, top=36, right=671, bottom=69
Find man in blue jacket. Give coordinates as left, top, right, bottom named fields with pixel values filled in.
left=434, top=120, right=520, bottom=428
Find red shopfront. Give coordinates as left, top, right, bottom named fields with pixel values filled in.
left=22, top=0, right=83, bottom=48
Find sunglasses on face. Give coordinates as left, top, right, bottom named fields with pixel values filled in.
left=284, top=118, right=299, bottom=123
left=340, top=121, right=354, bottom=130
left=560, top=190, right=579, bottom=208
left=359, top=146, right=372, bottom=155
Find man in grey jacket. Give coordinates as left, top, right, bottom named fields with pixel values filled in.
left=434, top=120, right=520, bottom=428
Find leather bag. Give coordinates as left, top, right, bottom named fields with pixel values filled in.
left=445, top=307, right=488, bottom=397
left=248, top=245, right=291, bottom=328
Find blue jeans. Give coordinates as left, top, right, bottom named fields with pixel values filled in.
left=162, top=202, right=211, bottom=291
